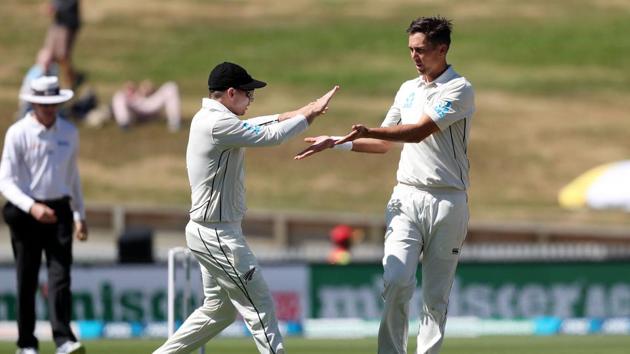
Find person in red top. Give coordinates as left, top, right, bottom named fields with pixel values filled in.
left=328, top=224, right=354, bottom=265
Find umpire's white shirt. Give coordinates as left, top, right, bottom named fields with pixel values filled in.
left=0, top=113, right=85, bottom=221
left=382, top=66, right=475, bottom=191
left=187, top=98, right=308, bottom=223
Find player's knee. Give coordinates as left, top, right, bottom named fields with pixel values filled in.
left=383, top=271, right=415, bottom=295
left=226, top=307, right=238, bottom=323
left=47, top=269, right=71, bottom=289
left=199, top=297, right=237, bottom=321
left=384, top=264, right=412, bottom=283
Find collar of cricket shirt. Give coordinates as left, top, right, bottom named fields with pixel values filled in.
left=419, top=65, right=456, bottom=88
left=202, top=97, right=232, bottom=114
left=26, top=112, right=59, bottom=135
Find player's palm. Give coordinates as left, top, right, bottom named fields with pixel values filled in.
left=313, top=85, right=339, bottom=114
left=294, top=136, right=335, bottom=160
left=301, top=86, right=339, bottom=118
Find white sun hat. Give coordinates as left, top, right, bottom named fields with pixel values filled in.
left=19, top=76, right=73, bottom=104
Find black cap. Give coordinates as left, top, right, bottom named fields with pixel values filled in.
left=207, top=62, right=267, bottom=91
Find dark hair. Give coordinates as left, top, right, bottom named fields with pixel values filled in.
left=406, top=16, right=452, bottom=48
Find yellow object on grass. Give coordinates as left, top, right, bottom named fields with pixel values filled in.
left=558, top=163, right=613, bottom=209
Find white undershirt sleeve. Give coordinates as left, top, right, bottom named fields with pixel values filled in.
left=212, top=114, right=308, bottom=147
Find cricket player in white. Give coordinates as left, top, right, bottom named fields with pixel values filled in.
left=153, top=62, right=338, bottom=354
left=295, top=17, right=474, bottom=354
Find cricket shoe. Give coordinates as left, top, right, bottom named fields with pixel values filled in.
left=56, top=341, right=85, bottom=354
left=16, top=348, right=38, bottom=354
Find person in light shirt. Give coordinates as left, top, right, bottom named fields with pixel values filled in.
left=111, top=80, right=182, bottom=132
left=153, top=62, right=338, bottom=354
left=0, top=76, right=87, bottom=354
left=295, top=17, right=475, bottom=354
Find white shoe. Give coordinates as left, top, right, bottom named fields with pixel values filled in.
left=56, top=341, right=85, bottom=354
left=16, top=348, right=38, bottom=354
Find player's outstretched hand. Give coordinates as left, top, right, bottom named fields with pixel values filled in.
left=335, top=124, right=369, bottom=145
left=294, top=135, right=336, bottom=160
left=300, top=85, right=340, bottom=122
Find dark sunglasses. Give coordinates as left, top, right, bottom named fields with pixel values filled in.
left=236, top=88, right=255, bottom=101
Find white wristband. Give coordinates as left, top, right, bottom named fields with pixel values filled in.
left=332, top=136, right=352, bottom=151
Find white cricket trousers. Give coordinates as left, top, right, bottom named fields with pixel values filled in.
left=153, top=220, right=284, bottom=354
left=378, top=184, right=468, bottom=354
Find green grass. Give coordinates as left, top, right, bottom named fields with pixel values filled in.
left=2, top=336, right=630, bottom=354
left=3, top=0, right=630, bottom=224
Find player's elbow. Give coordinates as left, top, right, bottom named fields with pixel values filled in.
left=253, top=131, right=287, bottom=147
left=406, top=126, right=436, bottom=143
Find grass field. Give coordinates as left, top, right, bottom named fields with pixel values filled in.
left=2, top=0, right=630, bottom=224
left=2, top=336, right=630, bottom=354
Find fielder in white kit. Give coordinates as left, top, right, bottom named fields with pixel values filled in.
left=295, top=17, right=475, bottom=354
left=153, top=62, right=338, bottom=354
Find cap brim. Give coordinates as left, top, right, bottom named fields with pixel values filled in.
left=19, top=89, right=74, bottom=104
left=238, top=79, right=267, bottom=90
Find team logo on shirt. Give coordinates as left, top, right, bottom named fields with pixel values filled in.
left=57, top=140, right=70, bottom=146
left=403, top=92, right=415, bottom=108
left=242, top=122, right=262, bottom=135
left=242, top=267, right=256, bottom=284
left=434, top=101, right=452, bottom=119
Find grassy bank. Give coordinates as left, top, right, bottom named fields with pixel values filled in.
left=2, top=0, right=630, bottom=224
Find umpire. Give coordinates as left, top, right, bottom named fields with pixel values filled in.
left=0, top=76, right=87, bottom=354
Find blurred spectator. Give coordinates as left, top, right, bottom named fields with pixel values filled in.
left=17, top=48, right=97, bottom=122
left=43, top=0, right=83, bottom=89
left=17, top=48, right=59, bottom=119
left=328, top=224, right=354, bottom=265
left=112, top=80, right=182, bottom=132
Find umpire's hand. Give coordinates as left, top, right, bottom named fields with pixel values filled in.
left=74, top=220, right=89, bottom=241
left=30, top=202, right=57, bottom=223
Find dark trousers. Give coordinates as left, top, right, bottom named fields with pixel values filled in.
left=2, top=198, right=77, bottom=349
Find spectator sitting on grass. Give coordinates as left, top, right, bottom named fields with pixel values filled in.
left=112, top=80, right=182, bottom=132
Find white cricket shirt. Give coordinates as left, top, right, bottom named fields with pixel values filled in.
left=381, top=66, right=475, bottom=191
left=187, top=98, right=308, bottom=223
left=0, top=113, right=85, bottom=220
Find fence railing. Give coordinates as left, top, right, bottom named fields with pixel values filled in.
left=86, top=204, right=630, bottom=248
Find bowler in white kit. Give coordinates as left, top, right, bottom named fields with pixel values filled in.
left=296, top=17, right=475, bottom=354
left=153, top=62, right=338, bottom=354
